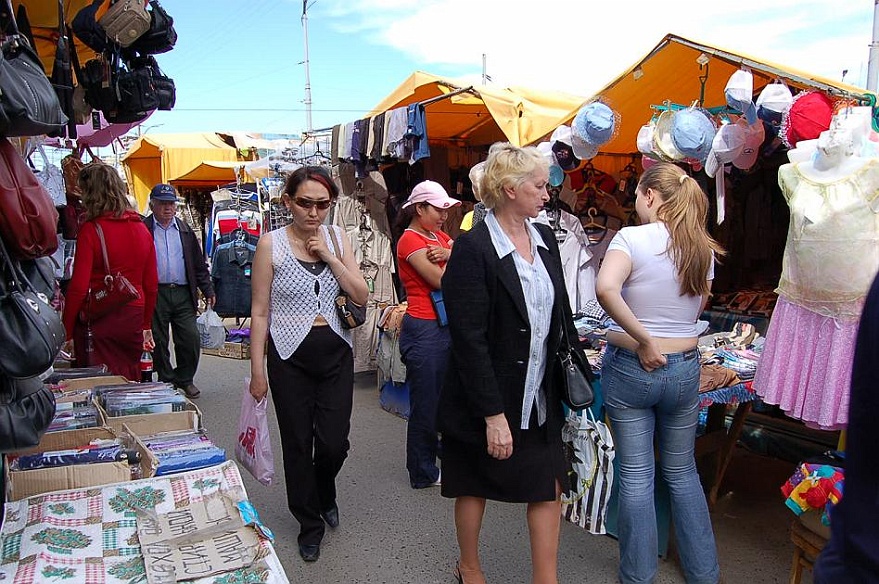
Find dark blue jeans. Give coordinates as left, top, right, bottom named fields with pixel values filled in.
left=399, top=314, right=450, bottom=488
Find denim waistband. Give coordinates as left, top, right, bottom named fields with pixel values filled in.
left=610, top=345, right=698, bottom=363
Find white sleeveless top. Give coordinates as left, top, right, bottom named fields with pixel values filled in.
left=269, top=226, right=352, bottom=359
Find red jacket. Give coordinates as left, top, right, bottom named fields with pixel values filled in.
left=62, top=210, right=158, bottom=338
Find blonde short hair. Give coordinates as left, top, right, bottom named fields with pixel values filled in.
left=480, top=142, right=548, bottom=210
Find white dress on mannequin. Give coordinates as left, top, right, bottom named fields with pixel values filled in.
left=754, top=124, right=879, bottom=429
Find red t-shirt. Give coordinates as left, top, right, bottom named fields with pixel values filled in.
left=396, top=228, right=452, bottom=320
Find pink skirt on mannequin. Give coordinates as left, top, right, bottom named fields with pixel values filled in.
left=752, top=297, right=858, bottom=430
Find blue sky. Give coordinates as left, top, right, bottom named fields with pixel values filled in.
left=142, top=0, right=874, bottom=138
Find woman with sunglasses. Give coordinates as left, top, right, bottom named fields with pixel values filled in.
left=249, top=166, right=368, bottom=563
left=396, top=180, right=461, bottom=489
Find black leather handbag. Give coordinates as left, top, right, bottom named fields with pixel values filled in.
left=327, top=227, right=366, bottom=329
left=0, top=0, right=68, bottom=138
left=556, top=305, right=595, bottom=411
left=0, top=236, right=65, bottom=379
left=0, top=373, right=56, bottom=453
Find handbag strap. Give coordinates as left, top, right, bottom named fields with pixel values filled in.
left=326, top=225, right=343, bottom=260
left=93, top=222, right=112, bottom=278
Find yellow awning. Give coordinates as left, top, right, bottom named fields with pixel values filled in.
left=368, top=71, right=588, bottom=147
left=14, top=1, right=104, bottom=77
left=170, top=160, right=245, bottom=188
left=121, top=133, right=240, bottom=210
left=575, top=34, right=876, bottom=155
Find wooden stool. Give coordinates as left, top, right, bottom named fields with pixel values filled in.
left=789, top=515, right=829, bottom=584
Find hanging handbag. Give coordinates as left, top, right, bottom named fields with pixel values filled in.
left=78, top=222, right=141, bottom=323
left=0, top=137, right=60, bottom=260
left=98, top=0, right=150, bottom=48
left=129, top=0, right=177, bottom=55
left=327, top=226, right=366, bottom=329
left=0, top=0, right=68, bottom=138
left=560, top=409, right=615, bottom=534
left=0, top=373, right=57, bottom=453
left=33, top=144, right=66, bottom=207
left=556, top=302, right=595, bottom=411
left=0, top=236, right=65, bottom=380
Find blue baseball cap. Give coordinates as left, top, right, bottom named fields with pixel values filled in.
left=150, top=183, right=177, bottom=202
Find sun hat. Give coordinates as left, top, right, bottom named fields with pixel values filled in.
left=535, top=141, right=557, bottom=165
left=731, top=118, right=766, bottom=170
left=756, top=82, right=793, bottom=125
left=653, top=110, right=684, bottom=161
left=725, top=69, right=757, bottom=125
left=636, top=122, right=661, bottom=159
left=550, top=125, right=580, bottom=171
left=704, top=122, right=747, bottom=178
left=571, top=132, right=599, bottom=160
left=671, top=108, right=717, bottom=162
left=781, top=91, right=834, bottom=149
left=572, top=102, right=617, bottom=146
left=150, top=183, right=177, bottom=202
left=402, top=180, right=461, bottom=209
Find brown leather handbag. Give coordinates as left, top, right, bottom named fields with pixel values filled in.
left=78, top=222, right=141, bottom=323
left=0, top=138, right=59, bottom=260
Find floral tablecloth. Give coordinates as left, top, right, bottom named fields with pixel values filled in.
left=0, top=461, right=289, bottom=584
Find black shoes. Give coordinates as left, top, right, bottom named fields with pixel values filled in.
left=299, top=543, right=320, bottom=562
left=321, top=505, right=339, bottom=529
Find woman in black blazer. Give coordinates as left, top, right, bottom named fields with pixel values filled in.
left=438, top=143, right=579, bottom=584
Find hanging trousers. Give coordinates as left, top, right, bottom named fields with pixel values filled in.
left=152, top=285, right=200, bottom=387
left=267, top=328, right=354, bottom=546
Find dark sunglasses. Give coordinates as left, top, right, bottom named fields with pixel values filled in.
left=293, top=197, right=333, bottom=210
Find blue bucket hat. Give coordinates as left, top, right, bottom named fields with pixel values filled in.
left=671, top=109, right=717, bottom=162
left=572, top=102, right=616, bottom=146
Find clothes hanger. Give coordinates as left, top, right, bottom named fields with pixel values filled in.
left=582, top=207, right=607, bottom=232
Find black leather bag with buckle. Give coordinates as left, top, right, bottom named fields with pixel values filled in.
left=0, top=236, right=65, bottom=380
left=327, top=227, right=366, bottom=329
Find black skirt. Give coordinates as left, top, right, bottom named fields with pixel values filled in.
left=440, top=423, right=567, bottom=503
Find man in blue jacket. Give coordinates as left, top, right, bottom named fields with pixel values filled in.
left=144, top=184, right=215, bottom=398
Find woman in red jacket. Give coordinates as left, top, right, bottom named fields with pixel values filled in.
left=62, top=162, right=158, bottom=380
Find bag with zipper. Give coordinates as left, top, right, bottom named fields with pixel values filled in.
left=98, top=0, right=150, bottom=48
left=129, top=0, right=176, bottom=55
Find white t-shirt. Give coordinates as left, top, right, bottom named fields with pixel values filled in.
left=606, top=222, right=713, bottom=338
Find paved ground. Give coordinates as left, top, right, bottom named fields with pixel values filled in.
left=193, top=353, right=805, bottom=583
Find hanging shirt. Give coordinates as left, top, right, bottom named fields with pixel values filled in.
left=405, top=103, right=431, bottom=164
left=153, top=219, right=186, bottom=285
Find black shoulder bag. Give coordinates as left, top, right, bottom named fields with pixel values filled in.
left=0, top=373, right=56, bottom=453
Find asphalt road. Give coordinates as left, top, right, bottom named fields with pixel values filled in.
left=193, top=352, right=799, bottom=584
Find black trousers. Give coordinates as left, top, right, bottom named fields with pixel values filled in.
left=152, top=285, right=200, bottom=387
left=267, top=327, right=354, bottom=546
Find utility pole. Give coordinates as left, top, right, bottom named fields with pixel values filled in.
left=302, top=0, right=314, bottom=135
left=868, top=0, right=879, bottom=91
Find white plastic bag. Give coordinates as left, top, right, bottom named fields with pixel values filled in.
left=236, top=377, right=274, bottom=486
left=196, top=307, right=226, bottom=349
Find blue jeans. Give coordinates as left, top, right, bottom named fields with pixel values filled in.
left=602, top=345, right=719, bottom=584
left=399, top=314, right=450, bottom=488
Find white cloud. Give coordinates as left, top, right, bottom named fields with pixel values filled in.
left=316, top=0, right=875, bottom=94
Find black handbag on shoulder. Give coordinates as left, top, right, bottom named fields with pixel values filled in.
left=0, top=373, right=56, bottom=453
left=327, top=227, right=366, bottom=329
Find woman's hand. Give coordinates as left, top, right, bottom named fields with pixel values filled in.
left=485, top=413, right=513, bottom=460
left=636, top=339, right=667, bottom=372
left=142, top=329, right=155, bottom=351
left=305, top=232, right=333, bottom=263
left=426, top=245, right=450, bottom=264
left=249, top=374, right=269, bottom=401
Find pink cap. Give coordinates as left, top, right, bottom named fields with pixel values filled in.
left=402, top=180, right=461, bottom=209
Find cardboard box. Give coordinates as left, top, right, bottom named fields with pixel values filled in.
left=202, top=341, right=250, bottom=360
left=96, top=397, right=202, bottom=436
left=59, top=375, right=130, bottom=392
left=4, top=427, right=155, bottom=501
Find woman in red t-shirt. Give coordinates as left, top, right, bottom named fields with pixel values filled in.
left=396, top=180, right=461, bottom=489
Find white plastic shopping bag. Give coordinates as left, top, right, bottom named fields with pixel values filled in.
left=197, top=307, right=226, bottom=349
left=235, top=377, right=275, bottom=486
left=560, top=409, right=615, bottom=534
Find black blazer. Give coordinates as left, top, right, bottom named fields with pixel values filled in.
left=437, top=220, right=579, bottom=446
left=144, top=215, right=214, bottom=310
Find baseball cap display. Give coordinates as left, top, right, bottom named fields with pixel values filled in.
left=550, top=125, right=580, bottom=171
left=704, top=122, right=747, bottom=178
left=756, top=82, right=794, bottom=125
left=671, top=108, right=717, bottom=162
left=725, top=69, right=758, bottom=125
left=781, top=90, right=834, bottom=149
left=548, top=164, right=565, bottom=188
left=150, top=183, right=177, bottom=201
left=731, top=118, right=766, bottom=170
